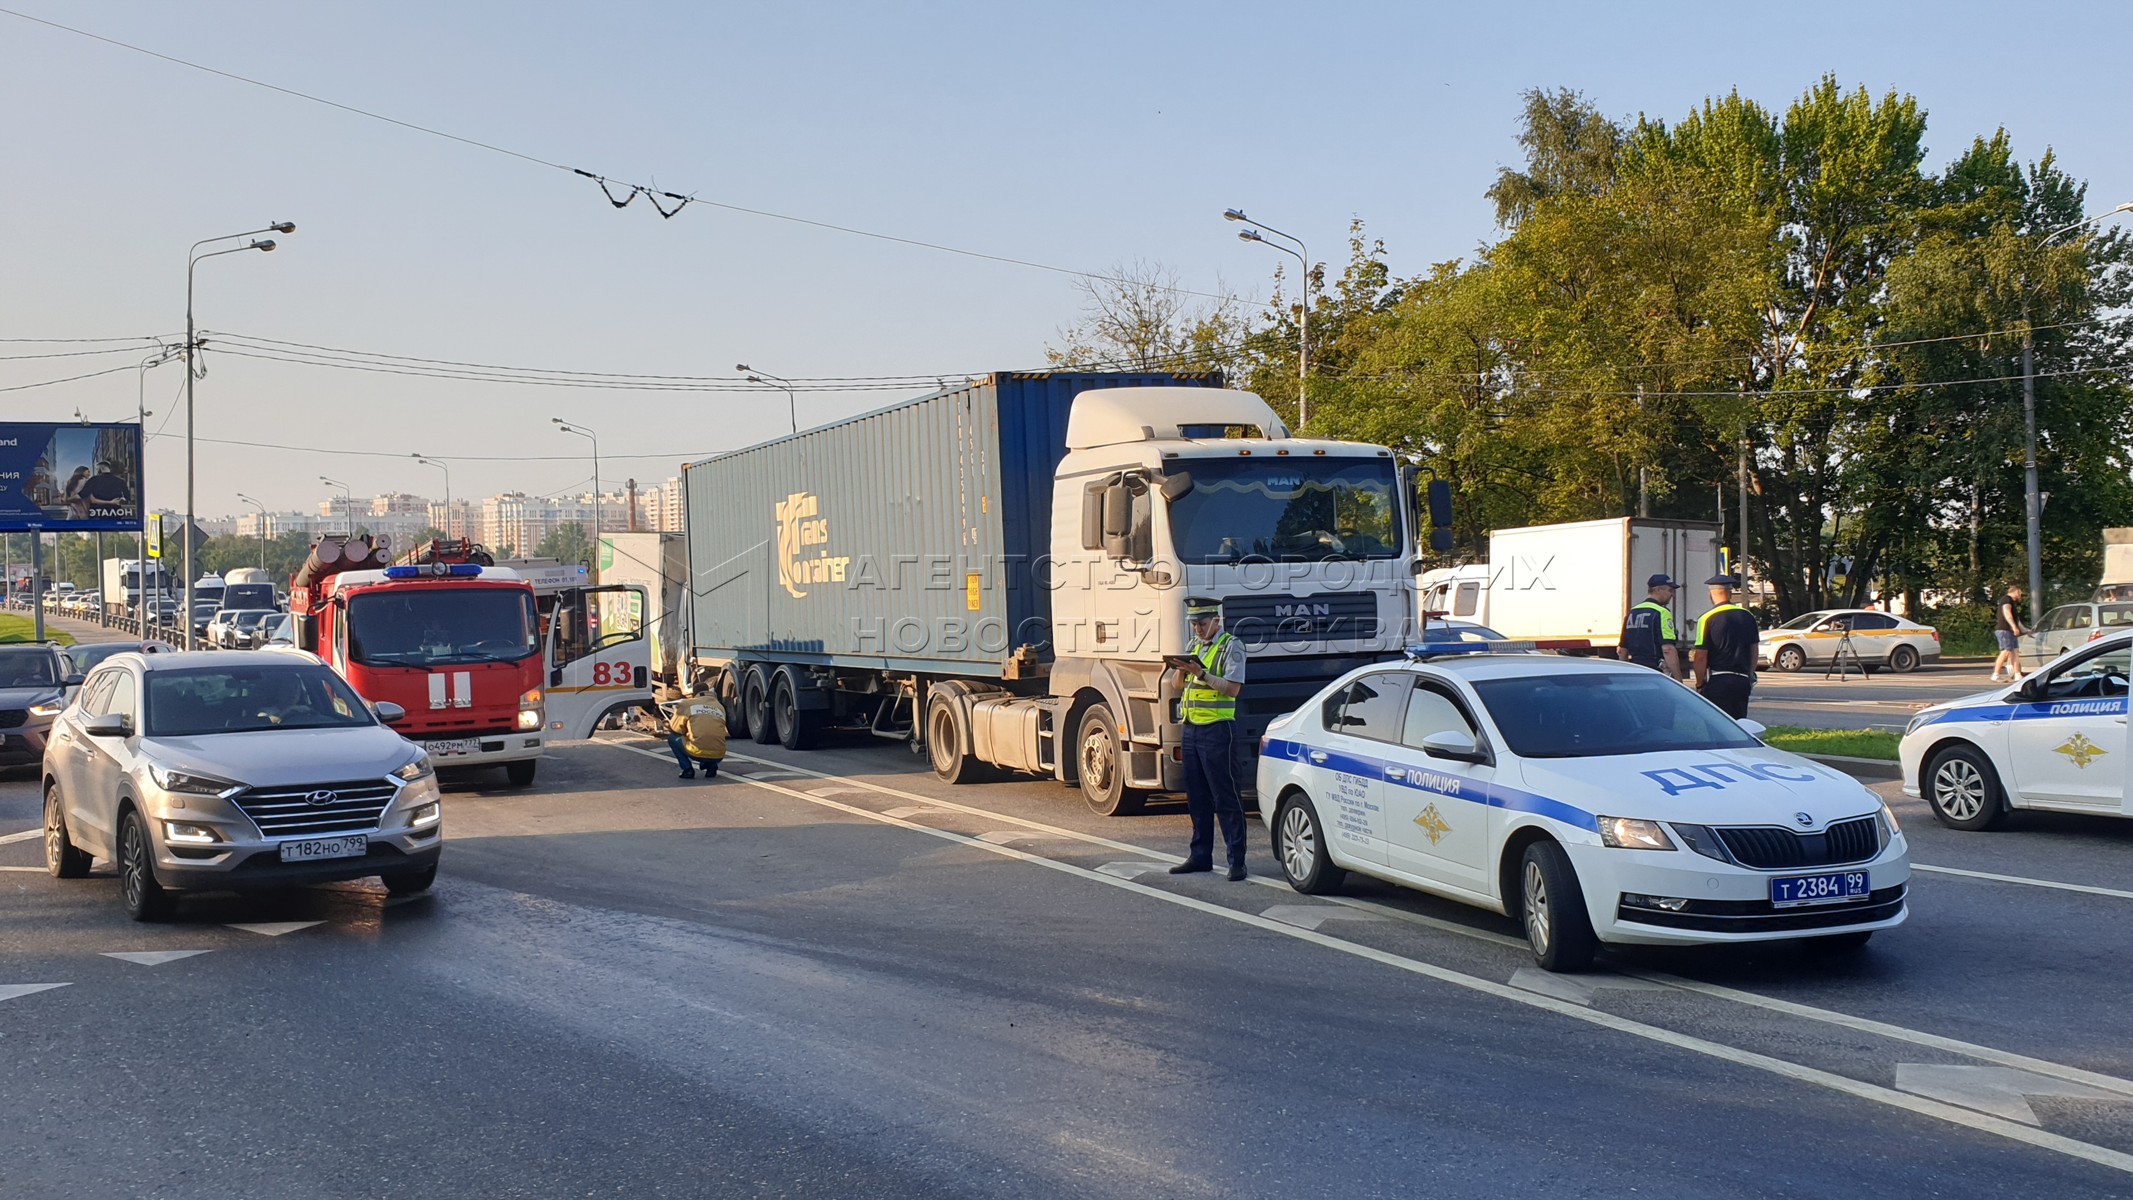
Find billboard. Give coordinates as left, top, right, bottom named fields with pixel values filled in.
left=0, top=422, right=145, bottom=532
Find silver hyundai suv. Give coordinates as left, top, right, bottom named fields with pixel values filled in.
left=41, top=650, right=443, bottom=920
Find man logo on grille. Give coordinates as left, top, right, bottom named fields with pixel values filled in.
left=306, top=789, right=339, bottom=807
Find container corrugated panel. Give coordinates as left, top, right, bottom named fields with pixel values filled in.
left=684, top=371, right=1218, bottom=675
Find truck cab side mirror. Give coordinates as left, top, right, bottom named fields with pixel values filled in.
left=1101, top=482, right=1133, bottom=559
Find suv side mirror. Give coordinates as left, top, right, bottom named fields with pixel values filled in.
left=1420, top=729, right=1487, bottom=764
left=63, top=673, right=85, bottom=688
left=372, top=700, right=407, bottom=725
left=82, top=712, right=131, bottom=738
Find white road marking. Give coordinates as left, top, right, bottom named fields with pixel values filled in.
left=102, top=950, right=212, bottom=966
left=1260, top=904, right=1386, bottom=932
left=0, top=984, right=70, bottom=1003
left=1095, top=861, right=1173, bottom=880
left=1508, top=967, right=1670, bottom=1007
left=600, top=738, right=2133, bottom=1175
left=0, top=865, right=48, bottom=872
left=1896, top=1064, right=2131, bottom=1125
left=0, top=828, right=42, bottom=845
left=880, top=805, right=953, bottom=820
left=974, top=830, right=1067, bottom=846
left=225, top=921, right=324, bottom=937
left=1913, top=863, right=2133, bottom=902
left=808, top=785, right=875, bottom=798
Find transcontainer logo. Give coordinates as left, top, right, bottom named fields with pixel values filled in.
left=775, top=490, right=850, bottom=598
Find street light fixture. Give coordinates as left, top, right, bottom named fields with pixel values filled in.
left=2018, top=200, right=2132, bottom=624
left=737, top=364, right=798, bottom=434
left=320, top=476, right=354, bottom=537
left=551, top=419, right=601, bottom=558
left=411, top=454, right=452, bottom=537
left=183, top=222, right=292, bottom=648
left=1225, top=208, right=1311, bottom=429
left=234, top=493, right=268, bottom=570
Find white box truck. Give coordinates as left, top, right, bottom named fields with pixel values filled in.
left=1421, top=517, right=1722, bottom=650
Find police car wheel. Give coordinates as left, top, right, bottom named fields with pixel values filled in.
left=1519, top=841, right=1596, bottom=972
left=1889, top=645, right=1920, bottom=673
left=1773, top=645, right=1807, bottom=672
left=1924, top=744, right=2006, bottom=831
left=1274, top=793, right=1344, bottom=895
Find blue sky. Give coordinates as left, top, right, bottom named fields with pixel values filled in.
left=4, top=0, right=2127, bottom=517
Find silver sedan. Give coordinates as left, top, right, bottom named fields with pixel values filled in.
left=40, top=651, right=443, bottom=920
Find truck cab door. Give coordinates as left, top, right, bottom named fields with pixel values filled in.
left=544, top=584, right=653, bottom=738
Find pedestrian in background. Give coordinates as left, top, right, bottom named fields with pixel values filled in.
left=1992, top=585, right=2028, bottom=683
left=1618, top=574, right=1683, bottom=680
left=664, top=691, right=728, bottom=779
left=1170, top=596, right=1249, bottom=881
left=1693, top=575, right=1759, bottom=719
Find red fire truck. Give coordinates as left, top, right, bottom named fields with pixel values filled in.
left=291, top=537, right=653, bottom=785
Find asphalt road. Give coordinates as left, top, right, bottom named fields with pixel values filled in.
left=7, top=718, right=2133, bottom=1197
left=1747, top=663, right=2007, bottom=733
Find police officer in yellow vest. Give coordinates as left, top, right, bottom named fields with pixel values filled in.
left=1170, top=597, right=1249, bottom=881
left=1617, top=574, right=1684, bottom=680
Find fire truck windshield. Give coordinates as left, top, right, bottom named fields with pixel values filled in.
left=346, top=587, right=539, bottom=668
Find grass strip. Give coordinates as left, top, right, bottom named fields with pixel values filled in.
left=1760, top=724, right=1899, bottom=762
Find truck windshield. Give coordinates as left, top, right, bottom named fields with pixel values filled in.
left=1166, top=457, right=1401, bottom=564
left=222, top=584, right=276, bottom=611
left=346, top=587, right=539, bottom=667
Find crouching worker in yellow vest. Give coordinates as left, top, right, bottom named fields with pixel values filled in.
left=664, top=691, right=729, bottom=780
left=1170, top=596, right=1249, bottom=882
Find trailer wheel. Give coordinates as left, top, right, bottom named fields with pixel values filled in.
left=744, top=667, right=778, bottom=746
left=773, top=672, right=821, bottom=751
left=925, top=691, right=992, bottom=784
left=1076, top=703, right=1145, bottom=816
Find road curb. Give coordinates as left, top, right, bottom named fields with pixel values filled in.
left=1803, top=752, right=1900, bottom=781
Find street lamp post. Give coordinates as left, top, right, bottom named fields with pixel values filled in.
left=137, top=345, right=174, bottom=636
left=737, top=365, right=797, bottom=434
left=184, top=222, right=292, bottom=648
left=1224, top=208, right=1311, bottom=429
left=551, top=420, right=601, bottom=561
left=320, top=477, right=354, bottom=537
left=234, top=493, right=267, bottom=570
left=2020, top=201, right=2132, bottom=625
left=412, top=454, right=451, bottom=537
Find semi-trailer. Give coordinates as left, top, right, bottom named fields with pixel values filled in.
left=681, top=371, right=1436, bottom=814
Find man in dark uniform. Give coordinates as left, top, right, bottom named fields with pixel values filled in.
left=1170, top=596, right=1249, bottom=881
left=1618, top=574, right=1683, bottom=679
left=1693, top=575, right=1759, bottom=719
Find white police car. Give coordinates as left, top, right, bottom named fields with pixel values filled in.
left=1900, top=628, right=2129, bottom=830
left=1257, top=652, right=1909, bottom=971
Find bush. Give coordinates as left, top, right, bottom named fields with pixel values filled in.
left=1924, top=602, right=1997, bottom=656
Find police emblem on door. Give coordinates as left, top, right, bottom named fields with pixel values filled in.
left=1414, top=803, right=1451, bottom=846
left=2054, top=732, right=2107, bottom=769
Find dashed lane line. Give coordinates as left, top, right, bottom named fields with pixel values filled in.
left=1911, top=863, right=2133, bottom=903
left=0, top=984, right=70, bottom=1003
left=601, top=738, right=2133, bottom=1177
left=0, top=828, right=41, bottom=845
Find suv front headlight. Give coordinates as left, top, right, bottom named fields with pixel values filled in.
left=148, top=764, right=243, bottom=796
left=392, top=755, right=436, bottom=784
left=28, top=695, right=66, bottom=717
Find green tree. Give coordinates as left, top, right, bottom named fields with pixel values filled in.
left=535, top=523, right=591, bottom=564
left=1046, top=260, right=1250, bottom=381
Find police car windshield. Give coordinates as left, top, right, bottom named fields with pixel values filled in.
left=1167, top=458, right=1400, bottom=564
left=1471, top=672, right=1761, bottom=758
left=346, top=588, right=539, bottom=667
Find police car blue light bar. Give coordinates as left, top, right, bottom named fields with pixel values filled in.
left=1403, top=640, right=1539, bottom=659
